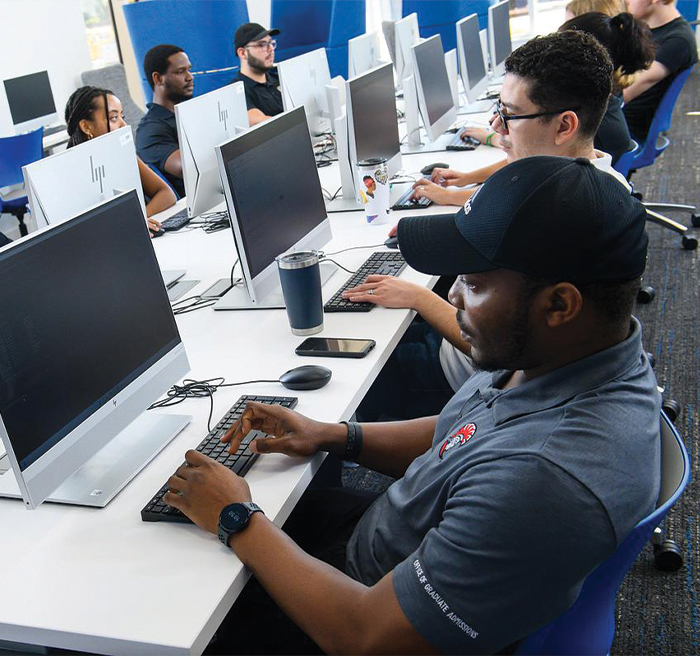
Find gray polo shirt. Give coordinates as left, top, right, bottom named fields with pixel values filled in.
left=346, top=318, right=660, bottom=654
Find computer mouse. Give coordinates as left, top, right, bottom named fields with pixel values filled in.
left=420, top=162, right=449, bottom=176
left=279, top=365, right=332, bottom=391
left=384, top=236, right=399, bottom=249
left=151, top=227, right=165, bottom=238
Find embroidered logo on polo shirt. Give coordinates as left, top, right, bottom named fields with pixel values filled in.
left=439, top=423, right=476, bottom=459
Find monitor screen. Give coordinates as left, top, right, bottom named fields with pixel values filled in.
left=4, top=71, right=56, bottom=126
left=491, top=0, right=512, bottom=69
left=459, top=16, right=487, bottom=91
left=349, top=64, right=400, bottom=164
left=413, top=36, right=453, bottom=128
left=0, top=192, right=180, bottom=471
left=219, top=108, right=327, bottom=280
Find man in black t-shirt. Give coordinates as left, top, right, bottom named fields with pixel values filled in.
left=135, top=44, right=195, bottom=198
left=232, top=23, right=284, bottom=126
left=623, top=0, right=698, bottom=141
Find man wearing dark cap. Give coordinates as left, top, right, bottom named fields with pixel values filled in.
left=233, top=22, right=283, bottom=126
left=160, top=157, right=661, bottom=655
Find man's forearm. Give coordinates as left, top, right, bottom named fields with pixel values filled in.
left=464, top=158, right=507, bottom=185
left=319, top=417, right=437, bottom=478
left=230, top=516, right=433, bottom=654
left=413, top=288, right=472, bottom=356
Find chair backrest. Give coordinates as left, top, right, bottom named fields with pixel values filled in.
left=122, top=0, right=249, bottom=103
left=516, top=411, right=690, bottom=656
left=0, top=128, right=44, bottom=188
left=81, top=64, right=145, bottom=133
left=629, top=65, right=694, bottom=171
left=613, top=139, right=639, bottom=179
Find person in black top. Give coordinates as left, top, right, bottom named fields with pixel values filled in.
left=135, top=44, right=194, bottom=198
left=623, top=0, right=698, bottom=141
left=233, top=22, right=284, bottom=126
left=559, top=12, right=655, bottom=164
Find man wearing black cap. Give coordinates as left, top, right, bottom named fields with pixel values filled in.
left=161, top=157, right=661, bottom=655
left=233, top=22, right=283, bottom=126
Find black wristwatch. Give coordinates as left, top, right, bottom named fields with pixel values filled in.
left=218, top=502, right=264, bottom=547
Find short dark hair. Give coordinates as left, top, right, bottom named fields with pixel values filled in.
left=560, top=12, right=655, bottom=76
left=144, top=44, right=184, bottom=90
left=521, top=274, right=641, bottom=327
left=504, top=31, right=613, bottom=139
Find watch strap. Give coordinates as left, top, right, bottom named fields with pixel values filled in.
left=340, top=421, right=363, bottom=461
left=218, top=502, right=264, bottom=547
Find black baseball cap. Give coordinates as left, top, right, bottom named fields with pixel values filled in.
left=234, top=23, right=281, bottom=51
left=398, top=156, right=648, bottom=283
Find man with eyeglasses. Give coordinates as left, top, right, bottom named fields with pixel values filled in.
left=233, top=23, right=283, bottom=126
left=407, top=30, right=628, bottom=208
left=343, top=31, right=632, bottom=424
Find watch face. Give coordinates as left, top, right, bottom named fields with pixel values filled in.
left=220, top=503, right=249, bottom=532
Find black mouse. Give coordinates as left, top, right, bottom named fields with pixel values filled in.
left=384, top=236, right=399, bottom=249
left=279, top=365, right=332, bottom=391
left=151, top=227, right=165, bottom=238
left=420, top=162, right=449, bottom=176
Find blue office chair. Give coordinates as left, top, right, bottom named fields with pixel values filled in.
left=272, top=0, right=333, bottom=64
left=122, top=0, right=249, bottom=103
left=403, top=0, right=495, bottom=50
left=624, top=66, right=699, bottom=249
left=0, top=127, right=44, bottom=237
left=515, top=411, right=690, bottom=656
left=326, top=0, right=366, bottom=79
left=612, top=140, right=638, bottom=179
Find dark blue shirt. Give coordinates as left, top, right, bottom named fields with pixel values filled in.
left=347, top=318, right=661, bottom=654
left=135, top=103, right=184, bottom=198
left=233, top=69, right=284, bottom=118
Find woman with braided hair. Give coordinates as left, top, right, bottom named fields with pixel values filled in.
left=65, top=86, right=176, bottom=234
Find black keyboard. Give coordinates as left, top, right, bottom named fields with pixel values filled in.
left=391, top=186, right=433, bottom=211
left=161, top=208, right=191, bottom=232
left=141, top=394, right=298, bottom=523
left=446, top=133, right=479, bottom=151
left=324, top=251, right=407, bottom=312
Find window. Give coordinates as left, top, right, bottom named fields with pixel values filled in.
left=82, top=0, right=121, bottom=69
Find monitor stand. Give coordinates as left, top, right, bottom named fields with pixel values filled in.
left=457, top=96, right=497, bottom=115
left=0, top=412, right=190, bottom=508
left=400, top=128, right=465, bottom=155
left=214, top=262, right=336, bottom=311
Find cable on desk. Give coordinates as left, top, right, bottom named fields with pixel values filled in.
left=149, top=377, right=280, bottom=432
left=321, top=243, right=385, bottom=257
left=400, top=127, right=424, bottom=145
left=230, top=258, right=240, bottom=287
left=319, top=257, right=356, bottom=275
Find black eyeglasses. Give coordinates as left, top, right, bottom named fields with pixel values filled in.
left=246, top=39, right=277, bottom=51
left=494, top=99, right=581, bottom=134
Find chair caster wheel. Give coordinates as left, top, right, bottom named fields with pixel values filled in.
left=682, top=235, right=698, bottom=250
left=662, top=399, right=680, bottom=423
left=646, top=352, right=655, bottom=368
left=632, top=191, right=644, bottom=201
left=654, top=539, right=683, bottom=571
left=637, top=286, right=656, bottom=303
left=692, top=214, right=700, bottom=228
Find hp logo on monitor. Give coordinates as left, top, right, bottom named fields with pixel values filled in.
left=218, top=101, right=229, bottom=132
left=90, top=155, right=106, bottom=195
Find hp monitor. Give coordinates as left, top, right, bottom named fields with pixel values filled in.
left=3, top=71, right=58, bottom=134
left=394, top=13, right=420, bottom=86
left=457, top=14, right=489, bottom=104
left=0, top=191, right=190, bottom=509
left=175, top=82, right=249, bottom=218
left=24, top=127, right=146, bottom=229
left=348, top=32, right=383, bottom=78
left=488, top=0, right=512, bottom=77
left=215, top=107, right=333, bottom=310
left=278, top=49, right=332, bottom=136
left=410, top=35, right=457, bottom=143
left=327, top=63, right=404, bottom=212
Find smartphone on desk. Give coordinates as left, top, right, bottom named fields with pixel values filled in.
left=295, top=337, right=376, bottom=358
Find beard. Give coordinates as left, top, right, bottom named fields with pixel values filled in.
left=247, top=51, right=273, bottom=74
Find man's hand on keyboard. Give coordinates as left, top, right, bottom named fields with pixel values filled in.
left=410, top=179, right=458, bottom=205
left=223, top=402, right=329, bottom=458
left=163, top=450, right=251, bottom=534
left=342, top=275, right=426, bottom=308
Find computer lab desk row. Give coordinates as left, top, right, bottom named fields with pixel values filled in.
left=0, top=143, right=505, bottom=655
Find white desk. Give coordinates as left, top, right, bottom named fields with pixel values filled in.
left=0, top=141, right=505, bottom=655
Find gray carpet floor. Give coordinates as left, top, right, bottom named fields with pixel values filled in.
left=344, top=69, right=700, bottom=655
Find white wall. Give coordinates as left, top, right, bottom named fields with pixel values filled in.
left=0, top=0, right=92, bottom=136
